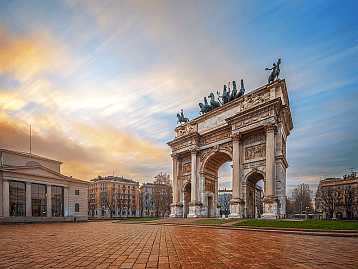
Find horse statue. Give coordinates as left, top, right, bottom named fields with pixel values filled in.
left=208, top=93, right=221, bottom=109
left=177, top=109, right=189, bottom=124
left=217, top=85, right=229, bottom=105
left=199, top=103, right=206, bottom=115
left=265, top=58, right=281, bottom=83
left=230, top=81, right=237, bottom=101
left=204, top=97, right=212, bottom=112
left=237, top=79, right=245, bottom=98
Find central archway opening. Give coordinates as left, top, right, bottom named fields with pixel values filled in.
left=218, top=162, right=233, bottom=216
left=246, top=172, right=265, bottom=219
left=203, top=151, right=232, bottom=218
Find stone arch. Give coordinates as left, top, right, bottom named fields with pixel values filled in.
left=244, top=171, right=265, bottom=219
left=200, top=150, right=232, bottom=217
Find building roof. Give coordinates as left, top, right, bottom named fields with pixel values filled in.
left=90, top=175, right=139, bottom=184
left=0, top=148, right=62, bottom=164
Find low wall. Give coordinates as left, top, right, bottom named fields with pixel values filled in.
left=0, top=216, right=77, bottom=224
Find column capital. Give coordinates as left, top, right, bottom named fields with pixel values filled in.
left=264, top=122, right=277, bottom=133
left=231, top=132, right=243, bottom=143
left=171, top=153, right=180, bottom=160
left=189, top=145, right=199, bottom=154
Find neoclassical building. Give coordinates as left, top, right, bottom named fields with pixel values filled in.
left=0, top=149, right=89, bottom=223
left=168, top=80, right=293, bottom=219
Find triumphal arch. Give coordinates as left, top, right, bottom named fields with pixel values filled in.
left=168, top=79, right=293, bottom=219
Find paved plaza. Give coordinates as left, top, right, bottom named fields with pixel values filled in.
left=0, top=221, right=357, bottom=269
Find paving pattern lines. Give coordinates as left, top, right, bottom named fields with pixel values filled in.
left=0, top=222, right=357, bottom=269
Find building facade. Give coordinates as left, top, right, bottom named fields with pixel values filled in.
left=88, top=176, right=140, bottom=218
left=315, top=172, right=358, bottom=219
left=0, top=149, right=89, bottom=223
left=140, top=183, right=156, bottom=217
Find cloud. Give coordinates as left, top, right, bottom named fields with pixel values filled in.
left=0, top=25, right=71, bottom=83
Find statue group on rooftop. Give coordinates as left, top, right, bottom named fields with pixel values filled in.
left=199, top=79, right=245, bottom=115
left=176, top=59, right=281, bottom=124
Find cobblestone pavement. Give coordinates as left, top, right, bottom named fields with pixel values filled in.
left=0, top=221, right=357, bottom=269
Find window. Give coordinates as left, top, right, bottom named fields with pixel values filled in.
left=52, top=186, right=64, bottom=217
left=9, top=181, right=26, bottom=217
left=32, top=183, right=47, bottom=217
left=75, top=203, right=79, bottom=212
left=75, top=190, right=79, bottom=195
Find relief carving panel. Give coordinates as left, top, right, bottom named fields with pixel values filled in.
left=182, top=162, right=191, bottom=174
left=245, top=143, right=266, bottom=160
left=199, top=130, right=231, bottom=147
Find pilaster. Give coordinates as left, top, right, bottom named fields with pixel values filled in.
left=26, top=182, right=32, bottom=217
left=47, top=185, right=52, bottom=217
left=262, top=122, right=278, bottom=219
left=3, top=179, right=9, bottom=217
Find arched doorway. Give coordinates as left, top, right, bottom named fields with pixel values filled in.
left=202, top=151, right=232, bottom=218
left=245, top=172, right=265, bottom=219
left=183, top=182, right=191, bottom=217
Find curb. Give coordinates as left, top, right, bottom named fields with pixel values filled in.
left=118, top=221, right=358, bottom=237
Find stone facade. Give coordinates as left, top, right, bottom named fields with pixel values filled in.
left=167, top=80, right=293, bottom=219
left=88, top=176, right=140, bottom=218
left=0, top=149, right=89, bottom=223
left=315, top=173, right=358, bottom=220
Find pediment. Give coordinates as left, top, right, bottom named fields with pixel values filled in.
left=2, top=166, right=68, bottom=180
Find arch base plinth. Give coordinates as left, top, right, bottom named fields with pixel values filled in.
left=261, top=198, right=278, bottom=219
left=187, top=201, right=203, bottom=218
left=169, top=202, right=183, bottom=218
left=228, top=199, right=244, bottom=219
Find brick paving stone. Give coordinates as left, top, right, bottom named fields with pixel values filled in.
left=1, top=222, right=358, bottom=268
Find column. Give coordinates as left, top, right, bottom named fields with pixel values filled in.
left=229, top=133, right=244, bottom=219
left=170, top=153, right=183, bottom=218
left=171, top=154, right=178, bottom=203
left=47, top=185, right=52, bottom=217
left=231, top=133, right=242, bottom=201
left=26, top=182, right=32, bottom=217
left=64, top=187, right=69, bottom=217
left=262, top=122, right=278, bottom=219
left=190, top=147, right=197, bottom=202
left=265, top=123, right=276, bottom=198
left=188, top=145, right=201, bottom=218
left=3, top=180, right=9, bottom=217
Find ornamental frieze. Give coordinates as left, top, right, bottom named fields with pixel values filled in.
left=172, top=139, right=197, bottom=151
left=243, top=160, right=266, bottom=169
left=176, top=122, right=197, bottom=137
left=199, top=130, right=231, bottom=147
left=233, top=110, right=273, bottom=130
left=245, top=143, right=266, bottom=160
left=242, top=93, right=268, bottom=110
left=244, top=131, right=265, bottom=145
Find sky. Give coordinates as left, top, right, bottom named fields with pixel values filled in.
left=0, top=0, right=357, bottom=196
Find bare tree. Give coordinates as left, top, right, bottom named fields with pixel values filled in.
left=103, top=188, right=116, bottom=218
left=291, top=183, right=313, bottom=215
left=152, top=172, right=172, bottom=217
